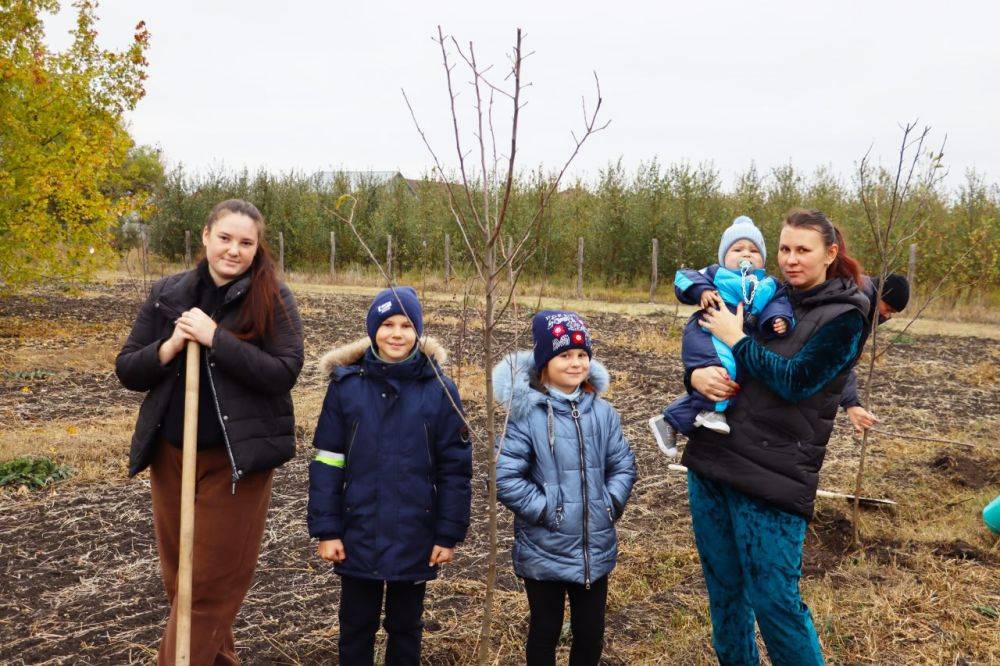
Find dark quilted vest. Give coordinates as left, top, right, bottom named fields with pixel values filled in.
left=682, top=278, right=870, bottom=519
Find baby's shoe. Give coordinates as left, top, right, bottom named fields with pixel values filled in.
left=695, top=410, right=731, bottom=434
left=648, top=415, right=678, bottom=457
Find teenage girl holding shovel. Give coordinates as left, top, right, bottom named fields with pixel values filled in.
left=116, top=199, right=303, bottom=664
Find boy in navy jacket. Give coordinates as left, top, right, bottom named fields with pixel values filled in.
left=307, top=286, right=472, bottom=665
left=651, top=217, right=794, bottom=454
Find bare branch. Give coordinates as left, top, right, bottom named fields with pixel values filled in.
left=436, top=26, right=486, bottom=234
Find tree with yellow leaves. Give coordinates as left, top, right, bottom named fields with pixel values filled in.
left=0, top=0, right=149, bottom=290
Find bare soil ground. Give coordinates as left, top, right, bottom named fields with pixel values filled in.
left=1, top=282, right=998, bottom=664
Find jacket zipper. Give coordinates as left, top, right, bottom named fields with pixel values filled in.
left=202, top=298, right=243, bottom=494
left=424, top=423, right=436, bottom=493
left=203, top=350, right=240, bottom=494
left=344, top=421, right=360, bottom=491
left=570, top=401, right=591, bottom=589
left=546, top=403, right=564, bottom=529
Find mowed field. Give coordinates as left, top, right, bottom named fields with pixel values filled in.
left=1, top=280, right=998, bottom=665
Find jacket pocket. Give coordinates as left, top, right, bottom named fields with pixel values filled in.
left=542, top=483, right=563, bottom=531
left=601, top=487, right=617, bottom=525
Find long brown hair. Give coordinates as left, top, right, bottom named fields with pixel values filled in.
left=205, top=199, right=282, bottom=341
left=782, top=208, right=864, bottom=285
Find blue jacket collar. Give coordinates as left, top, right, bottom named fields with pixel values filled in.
left=492, top=350, right=610, bottom=423
left=318, top=336, right=449, bottom=381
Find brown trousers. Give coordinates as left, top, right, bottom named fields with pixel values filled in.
left=150, top=441, right=273, bottom=666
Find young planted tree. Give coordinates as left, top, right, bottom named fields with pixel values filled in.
left=327, top=27, right=608, bottom=662
left=850, top=122, right=949, bottom=546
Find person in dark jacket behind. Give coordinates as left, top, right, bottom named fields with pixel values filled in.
left=115, top=199, right=304, bottom=665
left=494, top=310, right=636, bottom=666
left=686, top=209, right=870, bottom=665
left=840, top=273, right=910, bottom=432
left=307, top=286, right=472, bottom=666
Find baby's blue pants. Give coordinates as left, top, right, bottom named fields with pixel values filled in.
left=687, top=470, right=825, bottom=666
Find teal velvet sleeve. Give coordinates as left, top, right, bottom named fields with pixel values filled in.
left=732, top=311, right=865, bottom=403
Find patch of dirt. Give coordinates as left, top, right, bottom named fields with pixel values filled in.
left=931, top=539, right=997, bottom=564
left=930, top=454, right=1000, bottom=489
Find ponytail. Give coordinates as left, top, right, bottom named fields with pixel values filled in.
left=829, top=226, right=864, bottom=286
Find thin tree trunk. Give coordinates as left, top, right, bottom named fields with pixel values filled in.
left=478, top=239, right=498, bottom=665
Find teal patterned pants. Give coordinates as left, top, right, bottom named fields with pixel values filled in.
left=687, top=470, right=825, bottom=666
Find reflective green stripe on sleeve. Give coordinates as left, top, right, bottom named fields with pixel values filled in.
left=315, top=450, right=345, bottom=468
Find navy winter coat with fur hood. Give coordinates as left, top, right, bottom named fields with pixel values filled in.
left=494, top=351, right=636, bottom=586
left=307, top=337, right=472, bottom=582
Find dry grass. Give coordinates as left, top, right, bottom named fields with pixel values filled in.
left=1, top=279, right=998, bottom=664
left=0, top=410, right=134, bottom=483
left=600, top=325, right=682, bottom=357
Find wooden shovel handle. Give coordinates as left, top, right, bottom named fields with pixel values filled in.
left=176, top=339, right=200, bottom=665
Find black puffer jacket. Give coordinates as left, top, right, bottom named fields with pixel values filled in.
left=115, top=266, right=304, bottom=487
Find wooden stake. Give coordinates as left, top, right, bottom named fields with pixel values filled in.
left=386, top=234, right=393, bottom=284
left=649, top=238, right=659, bottom=302
left=576, top=237, right=584, bottom=299
left=140, top=225, right=150, bottom=292
left=329, top=231, right=336, bottom=282
left=278, top=232, right=285, bottom=276
left=184, top=230, right=192, bottom=269
left=175, top=339, right=200, bottom=665
left=907, top=243, right=917, bottom=306
left=444, top=233, right=451, bottom=284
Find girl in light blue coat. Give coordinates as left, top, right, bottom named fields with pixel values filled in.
left=494, top=310, right=636, bottom=666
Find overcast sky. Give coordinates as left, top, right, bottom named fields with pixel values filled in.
left=43, top=1, right=999, bottom=190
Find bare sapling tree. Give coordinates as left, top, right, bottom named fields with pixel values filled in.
left=850, top=121, right=948, bottom=546
left=325, top=26, right=608, bottom=662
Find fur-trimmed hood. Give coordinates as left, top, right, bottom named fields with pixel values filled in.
left=492, top=350, right=610, bottom=423
left=318, top=336, right=448, bottom=376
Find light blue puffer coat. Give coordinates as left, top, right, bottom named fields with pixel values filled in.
left=493, top=351, right=636, bottom=586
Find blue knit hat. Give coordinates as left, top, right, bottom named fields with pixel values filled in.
left=366, top=286, right=423, bottom=346
left=718, top=215, right=766, bottom=265
left=531, top=310, right=592, bottom=372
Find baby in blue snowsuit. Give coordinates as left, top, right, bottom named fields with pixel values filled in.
left=652, top=216, right=794, bottom=454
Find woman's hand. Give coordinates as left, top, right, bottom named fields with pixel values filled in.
left=176, top=308, right=218, bottom=348
left=846, top=406, right=878, bottom=434
left=317, top=539, right=346, bottom=563
left=429, top=545, right=455, bottom=566
left=690, top=366, right=740, bottom=402
left=700, top=302, right=747, bottom=348
left=157, top=322, right=195, bottom=366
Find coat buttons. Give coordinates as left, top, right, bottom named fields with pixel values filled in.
left=223, top=415, right=229, bottom=421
